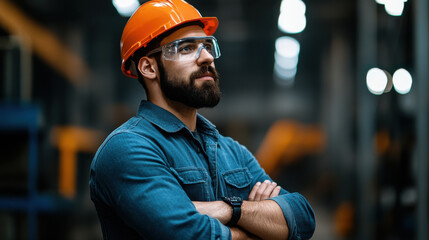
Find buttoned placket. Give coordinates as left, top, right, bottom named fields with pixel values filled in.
left=203, top=135, right=219, bottom=200
left=191, top=129, right=220, bottom=201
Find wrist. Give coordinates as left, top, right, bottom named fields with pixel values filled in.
left=221, top=196, right=243, bottom=226
left=223, top=201, right=233, bottom=224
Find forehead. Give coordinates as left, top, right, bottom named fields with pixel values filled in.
left=161, top=25, right=208, bottom=45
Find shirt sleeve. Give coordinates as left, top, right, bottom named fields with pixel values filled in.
left=240, top=144, right=316, bottom=240
left=92, top=132, right=231, bottom=240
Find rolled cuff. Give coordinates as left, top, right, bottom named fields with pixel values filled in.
left=270, top=193, right=315, bottom=240
left=209, top=215, right=231, bottom=240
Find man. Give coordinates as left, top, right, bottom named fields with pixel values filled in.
left=90, top=0, right=315, bottom=239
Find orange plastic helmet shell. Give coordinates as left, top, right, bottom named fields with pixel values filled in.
left=120, top=0, right=219, bottom=78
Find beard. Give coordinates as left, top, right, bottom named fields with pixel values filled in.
left=159, top=63, right=221, bottom=109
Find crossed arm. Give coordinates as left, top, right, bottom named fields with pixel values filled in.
left=193, top=180, right=288, bottom=240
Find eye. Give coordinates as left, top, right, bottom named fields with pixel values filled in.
left=203, top=43, right=213, bottom=52
left=178, top=43, right=196, bottom=54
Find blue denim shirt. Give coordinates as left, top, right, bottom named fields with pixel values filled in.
left=90, top=100, right=315, bottom=240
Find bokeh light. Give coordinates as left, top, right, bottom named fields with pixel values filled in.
left=274, top=36, right=300, bottom=83
left=393, top=68, right=413, bottom=94
left=112, top=0, right=140, bottom=17
left=366, top=68, right=388, bottom=95
left=278, top=0, right=307, bottom=34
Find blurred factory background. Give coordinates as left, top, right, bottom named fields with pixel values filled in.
left=0, top=0, right=427, bottom=239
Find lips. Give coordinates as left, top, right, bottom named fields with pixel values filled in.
left=190, top=66, right=219, bottom=83
left=195, top=72, right=214, bottom=81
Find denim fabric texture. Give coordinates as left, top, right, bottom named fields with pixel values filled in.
left=90, top=100, right=315, bottom=240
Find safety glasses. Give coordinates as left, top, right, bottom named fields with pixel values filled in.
left=146, top=36, right=221, bottom=61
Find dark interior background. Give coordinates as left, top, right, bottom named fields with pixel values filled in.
left=1, top=0, right=428, bottom=239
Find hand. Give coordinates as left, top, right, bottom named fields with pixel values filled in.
left=248, top=180, right=281, bottom=201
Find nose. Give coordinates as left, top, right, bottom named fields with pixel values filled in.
left=196, top=46, right=214, bottom=66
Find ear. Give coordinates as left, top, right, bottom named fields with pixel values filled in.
left=137, top=57, right=158, bottom=80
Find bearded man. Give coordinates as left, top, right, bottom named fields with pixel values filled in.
left=89, top=1, right=315, bottom=239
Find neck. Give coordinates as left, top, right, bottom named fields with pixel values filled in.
left=149, top=96, right=198, bottom=131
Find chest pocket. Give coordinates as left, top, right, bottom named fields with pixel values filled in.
left=222, top=168, right=252, bottom=199
left=170, top=167, right=209, bottom=201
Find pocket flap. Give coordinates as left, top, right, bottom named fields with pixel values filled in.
left=170, top=167, right=208, bottom=184
left=223, top=168, right=252, bottom=188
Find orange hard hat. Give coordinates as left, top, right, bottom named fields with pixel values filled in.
left=120, top=0, right=219, bottom=78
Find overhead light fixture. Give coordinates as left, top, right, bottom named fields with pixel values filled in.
left=274, top=36, right=300, bottom=85
left=384, top=0, right=405, bottom=16
left=392, top=68, right=412, bottom=94
left=366, top=68, right=389, bottom=95
left=278, top=0, right=307, bottom=34
left=375, top=0, right=407, bottom=16
left=112, top=0, right=140, bottom=17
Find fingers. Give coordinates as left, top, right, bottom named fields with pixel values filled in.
left=248, top=182, right=261, bottom=201
left=248, top=180, right=281, bottom=201
left=270, top=186, right=281, bottom=198
left=255, top=181, right=270, bottom=201
left=259, top=181, right=277, bottom=200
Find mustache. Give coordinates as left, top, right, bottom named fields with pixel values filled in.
left=190, top=65, right=219, bottom=82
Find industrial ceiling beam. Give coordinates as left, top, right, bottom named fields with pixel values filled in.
left=0, top=0, right=90, bottom=87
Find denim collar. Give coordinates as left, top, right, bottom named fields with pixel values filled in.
left=137, top=100, right=218, bottom=136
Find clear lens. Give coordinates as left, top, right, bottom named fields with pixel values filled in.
left=163, top=36, right=220, bottom=61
